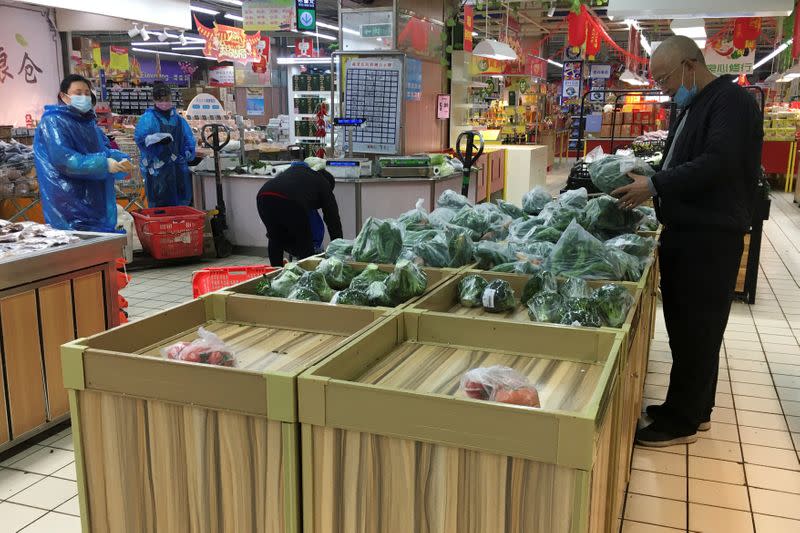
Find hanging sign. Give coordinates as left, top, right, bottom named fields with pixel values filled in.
left=246, top=88, right=265, bottom=115
left=561, top=60, right=583, bottom=104
left=209, top=65, right=235, bottom=87
left=296, top=0, right=316, bottom=31
left=243, top=0, right=295, bottom=32
left=704, top=40, right=755, bottom=76
left=92, top=42, right=102, bottom=69
left=589, top=64, right=612, bottom=79
left=295, top=38, right=315, bottom=58
left=464, top=5, right=474, bottom=52
left=195, top=15, right=262, bottom=64
left=185, top=93, right=226, bottom=120
left=250, top=37, right=270, bottom=73
left=109, top=46, right=129, bottom=71
left=437, top=94, right=450, bottom=120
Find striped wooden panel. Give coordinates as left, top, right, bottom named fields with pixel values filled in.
left=354, top=342, right=603, bottom=413
left=306, top=425, right=581, bottom=533
left=140, top=321, right=346, bottom=374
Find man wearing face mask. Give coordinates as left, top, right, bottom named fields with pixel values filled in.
left=33, top=74, right=134, bottom=232
left=134, top=81, right=196, bottom=207
left=614, top=36, right=763, bottom=447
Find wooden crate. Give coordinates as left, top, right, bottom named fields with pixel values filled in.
left=61, top=293, right=387, bottom=533
left=298, top=311, right=626, bottom=533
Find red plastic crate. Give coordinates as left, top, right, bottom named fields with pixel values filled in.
left=192, top=265, right=276, bottom=298
left=132, top=207, right=206, bottom=260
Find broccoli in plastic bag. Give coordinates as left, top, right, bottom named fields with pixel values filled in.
left=385, top=259, right=428, bottom=304
left=325, top=238, right=354, bottom=260
left=558, top=188, right=589, bottom=209
left=529, top=225, right=563, bottom=244
left=263, top=269, right=301, bottom=297
left=352, top=217, right=403, bottom=264
left=350, top=263, right=390, bottom=290
left=162, top=327, right=236, bottom=367
left=475, top=203, right=513, bottom=241
left=560, top=298, right=602, bottom=327
left=527, top=291, right=564, bottom=323
left=592, top=284, right=635, bottom=328
left=451, top=205, right=490, bottom=237
left=398, top=199, right=432, bottom=231
left=605, top=234, right=656, bottom=260
left=547, top=205, right=583, bottom=232
left=522, top=186, right=551, bottom=215
left=474, top=241, right=515, bottom=270
left=581, top=196, right=644, bottom=240
left=607, top=247, right=644, bottom=281
left=287, top=286, right=321, bottom=302
left=255, top=274, right=272, bottom=296
left=634, top=206, right=659, bottom=231
left=547, top=220, right=624, bottom=280
left=404, top=230, right=451, bottom=268
left=521, top=270, right=558, bottom=305
left=297, top=270, right=334, bottom=302
left=559, top=277, right=591, bottom=299
left=283, top=262, right=307, bottom=278
left=366, top=281, right=392, bottom=307
left=443, top=225, right=475, bottom=267
left=458, top=274, right=489, bottom=308
left=331, top=288, right=369, bottom=306
left=495, top=199, right=526, bottom=219
left=459, top=366, right=540, bottom=407
left=316, top=256, right=357, bottom=290
left=437, top=189, right=471, bottom=210
left=482, top=279, right=516, bottom=313
left=588, top=154, right=655, bottom=194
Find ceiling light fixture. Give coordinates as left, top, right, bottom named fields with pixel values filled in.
left=473, top=0, right=517, bottom=61
left=179, top=31, right=188, bottom=46
left=620, top=68, right=649, bottom=86
left=754, top=38, right=794, bottom=70
left=217, top=0, right=243, bottom=5
left=140, top=26, right=150, bottom=41
left=158, top=29, right=170, bottom=42
left=277, top=57, right=333, bottom=65
left=302, top=31, right=337, bottom=41
left=190, top=6, right=220, bottom=16
left=547, top=58, right=563, bottom=68
left=130, top=41, right=172, bottom=47
left=128, top=23, right=140, bottom=38
left=224, top=13, right=244, bottom=22
left=317, top=21, right=360, bottom=36
left=171, top=46, right=206, bottom=51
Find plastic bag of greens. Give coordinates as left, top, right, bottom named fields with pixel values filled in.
left=475, top=203, right=513, bottom=241
left=529, top=225, right=563, bottom=244
left=491, top=258, right=542, bottom=275
left=316, top=256, right=357, bottom=290
left=605, top=234, right=656, bottom=260
left=547, top=205, right=583, bottom=232
left=331, top=287, right=369, bottom=306
left=350, top=263, right=390, bottom=290
left=522, top=186, right=551, bottom=215
left=496, top=199, right=526, bottom=219
left=398, top=198, right=432, bottom=231
left=588, top=154, right=655, bottom=194
left=451, top=205, right=490, bottom=238
left=527, top=291, right=564, bottom=323
left=255, top=274, right=272, bottom=296
left=558, top=188, right=589, bottom=209
left=297, top=270, right=334, bottom=302
left=581, top=196, right=644, bottom=240
left=511, top=241, right=555, bottom=261
left=560, top=298, right=602, bottom=327
left=458, top=274, right=489, bottom=307
left=437, top=189, right=471, bottom=210
left=459, top=366, right=540, bottom=407
left=325, top=238, right=354, bottom=260
left=607, top=247, right=644, bottom=281
left=366, top=281, right=392, bottom=307
left=592, top=284, right=635, bottom=328
left=521, top=270, right=557, bottom=305
left=474, top=241, right=515, bottom=270
left=408, top=231, right=451, bottom=268
left=385, top=259, right=428, bottom=304
left=287, top=286, right=321, bottom=302
left=429, top=207, right=458, bottom=227
left=482, top=279, right=516, bottom=313
left=443, top=225, right=475, bottom=267
left=508, top=217, right=543, bottom=242
left=635, top=206, right=659, bottom=231
left=352, top=217, right=403, bottom=264
left=559, top=277, right=591, bottom=299
left=547, top=220, right=624, bottom=280
left=264, top=269, right=301, bottom=297
left=283, top=262, right=307, bottom=277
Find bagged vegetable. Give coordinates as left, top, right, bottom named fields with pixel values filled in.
left=451, top=206, right=490, bottom=237
left=263, top=269, right=301, bottom=297
left=559, top=277, right=591, bottom=299
left=490, top=258, right=542, bottom=275
left=316, top=256, right=357, bottom=290
left=527, top=291, right=564, bottom=323
left=482, top=279, right=516, bottom=313
left=560, top=298, right=602, bottom=328
left=429, top=207, right=458, bottom=227
left=398, top=198, right=432, bottom=231
left=547, top=205, right=583, bottom=232
left=635, top=206, right=659, bottom=231
left=437, top=189, right=471, bottom=210
left=529, top=225, right=562, bottom=244
left=297, top=270, right=334, bottom=302
left=607, top=247, right=644, bottom=282
left=581, top=195, right=644, bottom=240
left=459, top=365, right=540, bottom=408
left=331, top=288, right=369, bottom=306
left=605, top=234, right=656, bottom=260
left=495, top=199, right=526, bottom=219
left=521, top=270, right=557, bottom=305
left=558, top=188, right=588, bottom=209
left=350, top=263, right=390, bottom=290
left=475, top=203, right=513, bottom=239
left=547, top=220, right=624, bottom=280
left=366, top=281, right=392, bottom=307
left=443, top=225, right=475, bottom=267
left=283, top=262, right=306, bottom=278
left=592, top=284, right=635, bottom=328
left=162, top=327, right=236, bottom=367
left=325, top=238, right=354, bottom=260
left=522, top=186, right=551, bottom=215
left=385, top=259, right=428, bottom=304
left=511, top=241, right=555, bottom=261
left=474, top=241, right=515, bottom=270
left=508, top=217, right=543, bottom=242
left=588, top=153, right=655, bottom=194
left=458, top=274, right=489, bottom=308
left=287, top=286, right=321, bottom=302
left=352, top=217, right=403, bottom=264
left=255, top=274, right=272, bottom=296
left=405, top=230, right=450, bottom=268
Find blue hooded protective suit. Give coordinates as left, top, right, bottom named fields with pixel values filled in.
left=33, top=105, right=129, bottom=233
left=134, top=107, right=196, bottom=207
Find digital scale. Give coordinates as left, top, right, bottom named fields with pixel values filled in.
left=378, top=155, right=434, bottom=178
left=325, top=158, right=372, bottom=179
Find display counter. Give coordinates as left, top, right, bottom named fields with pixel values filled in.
left=483, top=145, right=549, bottom=206
left=0, top=232, right=124, bottom=452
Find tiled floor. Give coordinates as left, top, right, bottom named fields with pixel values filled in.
left=3, top=186, right=800, bottom=531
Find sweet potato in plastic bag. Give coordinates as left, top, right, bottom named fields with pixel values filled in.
left=459, top=365, right=540, bottom=408
left=162, top=327, right=236, bottom=367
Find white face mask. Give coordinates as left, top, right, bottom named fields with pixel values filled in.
left=67, top=94, right=93, bottom=113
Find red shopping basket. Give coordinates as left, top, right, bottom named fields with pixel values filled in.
left=132, top=207, right=206, bottom=260
left=192, top=265, right=276, bottom=298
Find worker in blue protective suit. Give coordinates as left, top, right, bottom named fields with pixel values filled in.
left=134, top=81, right=197, bottom=207
left=33, top=74, right=133, bottom=233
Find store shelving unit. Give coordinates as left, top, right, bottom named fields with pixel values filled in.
left=287, top=65, right=335, bottom=148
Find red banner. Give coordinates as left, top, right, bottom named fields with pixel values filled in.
left=195, top=15, right=262, bottom=64
left=733, top=18, right=761, bottom=52
left=585, top=23, right=601, bottom=60
left=464, top=5, right=474, bottom=53
left=251, top=37, right=270, bottom=73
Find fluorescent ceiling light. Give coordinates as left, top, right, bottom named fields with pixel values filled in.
left=224, top=13, right=244, bottom=22
left=608, top=0, right=794, bottom=19
left=277, top=57, right=332, bottom=65
left=217, top=0, right=243, bottom=5
left=171, top=46, right=206, bottom=51
left=548, top=59, right=563, bottom=68
left=670, top=19, right=707, bottom=39
left=190, top=6, right=220, bottom=16
left=754, top=38, right=793, bottom=70
left=130, top=41, right=172, bottom=47
left=473, top=39, right=517, bottom=61
left=784, top=73, right=800, bottom=79
left=317, top=21, right=360, bottom=36
left=303, top=31, right=336, bottom=41
left=131, top=47, right=216, bottom=60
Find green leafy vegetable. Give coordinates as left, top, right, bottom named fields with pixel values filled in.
left=559, top=277, right=591, bottom=299
left=490, top=260, right=541, bottom=275
left=283, top=262, right=306, bottom=278
left=547, top=205, right=583, bottom=232
left=592, top=284, right=635, bottom=328
left=398, top=199, right=432, bottom=231
left=588, top=154, right=655, bottom=194
left=581, top=196, right=644, bottom=240
left=366, top=281, right=392, bottom=307
left=444, top=225, right=475, bottom=267
left=458, top=274, right=489, bottom=307
left=287, top=286, right=321, bottom=301
left=325, top=238, right=354, bottom=260
left=508, top=217, right=543, bottom=242
left=255, top=275, right=271, bottom=296
left=404, top=230, right=451, bottom=268
left=451, top=205, right=490, bottom=237
left=527, top=291, right=564, bottom=323
left=547, top=220, right=624, bottom=280
left=385, top=259, right=428, bottom=305
left=297, top=270, right=334, bottom=302
left=482, top=279, right=516, bottom=313
left=522, top=186, right=551, bottom=215
left=605, top=234, right=656, bottom=260
left=529, top=225, right=562, bottom=244
left=352, top=217, right=403, bottom=264
left=437, top=190, right=471, bottom=210
left=316, top=257, right=357, bottom=290
left=496, top=199, right=526, bottom=219
left=474, top=241, right=515, bottom=270
left=350, top=263, right=390, bottom=290
left=429, top=207, right=458, bottom=227
left=511, top=241, right=554, bottom=260
left=560, top=297, right=602, bottom=327
left=265, top=269, right=301, bottom=297
left=331, top=288, right=370, bottom=306
left=558, top=188, right=588, bottom=209
left=521, top=270, right=557, bottom=305
left=607, top=247, right=644, bottom=281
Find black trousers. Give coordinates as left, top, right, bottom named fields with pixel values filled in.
left=256, top=195, right=314, bottom=267
left=658, top=228, right=744, bottom=433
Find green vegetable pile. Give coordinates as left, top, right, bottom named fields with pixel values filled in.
left=331, top=288, right=369, bottom=306
left=296, top=270, right=334, bottom=302
left=451, top=205, right=490, bottom=237
left=522, top=186, right=551, bottom=215
left=350, top=263, right=389, bottom=290
left=474, top=241, right=515, bottom=270
left=316, top=256, right=357, bottom=290
left=398, top=199, right=432, bottom=231
left=588, top=154, right=655, bottom=194
left=385, top=259, right=428, bottom=305
left=437, top=190, right=471, bottom=210
left=325, top=239, right=354, bottom=260
left=352, top=217, right=403, bottom=264
left=547, top=221, right=626, bottom=280
left=496, top=199, right=525, bottom=219
left=592, top=284, right=635, bottom=328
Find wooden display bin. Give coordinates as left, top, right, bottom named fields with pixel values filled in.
left=61, top=293, right=386, bottom=533
left=298, top=311, right=625, bottom=533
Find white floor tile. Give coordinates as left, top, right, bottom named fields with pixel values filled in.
left=0, top=501, right=47, bottom=532
left=8, top=477, right=77, bottom=510
left=6, top=447, right=75, bottom=476
left=52, top=462, right=77, bottom=482
left=19, top=511, right=82, bottom=532
left=54, top=496, right=80, bottom=517
left=0, top=468, right=45, bottom=500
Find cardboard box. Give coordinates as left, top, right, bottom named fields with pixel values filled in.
left=602, top=111, right=614, bottom=125
left=619, top=124, right=632, bottom=138
left=631, top=124, right=643, bottom=137
left=640, top=112, right=653, bottom=125
left=622, top=111, right=634, bottom=124
left=601, top=124, right=613, bottom=138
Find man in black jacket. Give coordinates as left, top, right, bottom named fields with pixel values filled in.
left=614, top=36, right=763, bottom=446
left=256, top=160, right=343, bottom=266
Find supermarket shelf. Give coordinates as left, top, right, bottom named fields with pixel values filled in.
left=293, top=91, right=333, bottom=96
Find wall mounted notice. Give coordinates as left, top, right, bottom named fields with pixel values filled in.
left=246, top=88, right=264, bottom=115
left=437, top=94, right=450, bottom=120
left=344, top=56, right=403, bottom=154
left=209, top=65, right=235, bottom=87
left=405, top=58, right=421, bottom=101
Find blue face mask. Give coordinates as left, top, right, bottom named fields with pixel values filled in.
left=674, top=65, right=697, bottom=108
left=67, top=94, right=93, bottom=114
